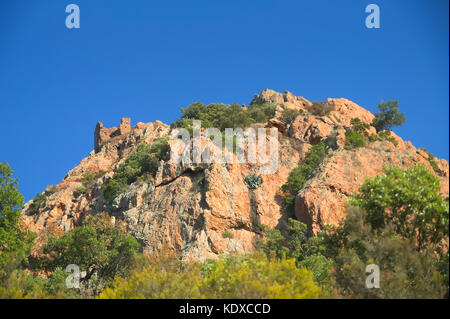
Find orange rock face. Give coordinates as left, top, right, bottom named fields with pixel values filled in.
left=23, top=89, right=449, bottom=260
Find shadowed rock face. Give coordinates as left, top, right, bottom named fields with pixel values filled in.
left=23, top=89, right=449, bottom=261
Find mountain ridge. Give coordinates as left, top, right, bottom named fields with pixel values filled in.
left=22, top=89, right=449, bottom=260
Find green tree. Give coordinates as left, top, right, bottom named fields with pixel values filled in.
left=175, top=102, right=255, bottom=132
left=350, top=165, right=449, bottom=252
left=324, top=207, right=447, bottom=298
left=40, top=215, right=140, bottom=292
left=372, top=100, right=405, bottom=132
left=0, top=162, right=35, bottom=274
left=247, top=103, right=277, bottom=123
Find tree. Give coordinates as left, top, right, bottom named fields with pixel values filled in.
left=372, top=100, right=405, bottom=132
left=323, top=207, right=447, bottom=298
left=350, top=165, right=449, bottom=252
left=0, top=162, right=35, bottom=274
left=319, top=165, right=449, bottom=298
left=175, top=102, right=255, bottom=132
left=40, top=215, right=140, bottom=291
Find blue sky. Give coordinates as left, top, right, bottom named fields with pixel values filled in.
left=0, top=0, right=448, bottom=201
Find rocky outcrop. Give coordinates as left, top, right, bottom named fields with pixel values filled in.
left=23, top=89, right=449, bottom=260
left=94, top=118, right=132, bottom=153
left=295, top=139, right=449, bottom=234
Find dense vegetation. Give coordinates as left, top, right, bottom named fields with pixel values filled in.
left=38, top=216, right=140, bottom=292
left=0, top=163, right=35, bottom=272
left=281, top=142, right=327, bottom=208
left=263, top=165, right=449, bottom=298
left=345, top=117, right=398, bottom=150
left=173, top=102, right=276, bottom=132
left=98, top=252, right=322, bottom=299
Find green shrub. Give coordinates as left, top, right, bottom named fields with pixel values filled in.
left=40, top=216, right=140, bottom=295
left=419, top=148, right=440, bottom=174
left=344, top=118, right=399, bottom=150
left=44, top=185, right=58, bottom=195
left=100, top=252, right=322, bottom=299
left=258, top=218, right=333, bottom=288
left=175, top=102, right=255, bottom=132
left=73, top=186, right=87, bottom=198
left=222, top=230, right=234, bottom=239
left=243, top=174, right=262, bottom=189
left=81, top=171, right=106, bottom=188
left=247, top=103, right=277, bottom=123
left=308, top=101, right=333, bottom=116
left=344, top=131, right=366, bottom=150
left=280, top=109, right=300, bottom=125
left=298, top=254, right=333, bottom=287
left=350, top=118, right=370, bottom=134
left=377, top=130, right=398, bottom=145
left=322, top=207, right=447, bottom=298
left=343, top=118, right=371, bottom=150
left=366, top=129, right=397, bottom=146
left=103, top=180, right=128, bottom=204
left=200, top=253, right=322, bottom=298
left=350, top=165, right=448, bottom=252
left=28, top=193, right=46, bottom=215
left=282, top=142, right=327, bottom=207
left=316, top=165, right=450, bottom=297
left=368, top=133, right=379, bottom=142
left=103, top=138, right=170, bottom=204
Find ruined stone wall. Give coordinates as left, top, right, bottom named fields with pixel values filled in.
left=94, top=118, right=131, bottom=153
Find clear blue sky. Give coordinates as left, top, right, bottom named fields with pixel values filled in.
left=0, top=0, right=448, bottom=201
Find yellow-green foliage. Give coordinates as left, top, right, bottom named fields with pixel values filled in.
left=99, top=266, right=203, bottom=299
left=201, top=253, right=321, bottom=299
left=0, top=270, right=53, bottom=299
left=99, top=253, right=322, bottom=299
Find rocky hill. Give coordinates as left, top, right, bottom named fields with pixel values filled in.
left=23, top=89, right=449, bottom=261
